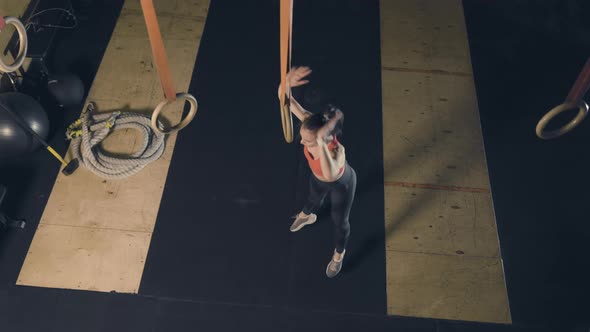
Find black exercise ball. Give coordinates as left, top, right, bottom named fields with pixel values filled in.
left=0, top=92, right=50, bottom=158
left=47, top=73, right=85, bottom=107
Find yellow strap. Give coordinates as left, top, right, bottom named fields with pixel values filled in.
left=47, top=146, right=68, bottom=166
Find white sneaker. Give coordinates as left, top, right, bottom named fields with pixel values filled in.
left=326, top=250, right=345, bottom=278
left=290, top=213, right=317, bottom=232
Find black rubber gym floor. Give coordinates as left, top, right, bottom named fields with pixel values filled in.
left=139, top=0, right=386, bottom=314
left=0, top=0, right=588, bottom=331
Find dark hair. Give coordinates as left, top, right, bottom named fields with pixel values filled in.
left=302, top=104, right=343, bottom=137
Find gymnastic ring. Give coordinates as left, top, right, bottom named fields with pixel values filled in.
left=151, top=92, right=198, bottom=134
left=0, top=17, right=28, bottom=73
left=281, top=102, right=293, bottom=143
left=535, top=100, right=589, bottom=139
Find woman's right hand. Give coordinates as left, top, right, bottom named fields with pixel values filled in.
left=286, top=66, right=312, bottom=88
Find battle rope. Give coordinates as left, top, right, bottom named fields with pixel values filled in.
left=66, top=102, right=165, bottom=179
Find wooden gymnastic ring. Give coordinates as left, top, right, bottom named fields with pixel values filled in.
left=281, top=102, right=293, bottom=143
left=151, top=93, right=198, bottom=134
left=0, top=17, right=27, bottom=73
left=536, top=100, right=588, bottom=139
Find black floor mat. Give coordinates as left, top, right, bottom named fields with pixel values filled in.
left=139, top=0, right=386, bottom=314
left=463, top=0, right=590, bottom=327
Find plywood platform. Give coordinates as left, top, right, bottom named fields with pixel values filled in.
left=17, top=0, right=210, bottom=293
left=380, top=0, right=511, bottom=323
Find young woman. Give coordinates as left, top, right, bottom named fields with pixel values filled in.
left=278, top=66, right=357, bottom=278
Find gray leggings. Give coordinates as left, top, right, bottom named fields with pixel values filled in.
left=302, top=162, right=357, bottom=253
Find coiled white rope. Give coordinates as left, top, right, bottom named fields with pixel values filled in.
left=67, top=103, right=166, bottom=179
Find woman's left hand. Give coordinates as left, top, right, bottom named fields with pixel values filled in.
left=316, top=110, right=343, bottom=141
left=316, top=126, right=330, bottom=143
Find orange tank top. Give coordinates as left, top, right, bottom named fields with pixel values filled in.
left=304, top=137, right=345, bottom=178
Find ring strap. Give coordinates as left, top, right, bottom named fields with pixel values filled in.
left=565, top=57, right=590, bottom=104
left=140, top=0, right=177, bottom=102
left=279, top=0, right=294, bottom=143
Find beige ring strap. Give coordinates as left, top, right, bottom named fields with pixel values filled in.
left=140, top=0, right=176, bottom=102
left=140, top=0, right=199, bottom=134
left=0, top=17, right=28, bottom=73
left=535, top=101, right=588, bottom=140
left=151, top=93, right=198, bottom=134
left=279, top=0, right=294, bottom=143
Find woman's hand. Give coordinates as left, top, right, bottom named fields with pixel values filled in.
left=278, top=66, right=312, bottom=100
left=332, top=109, right=343, bottom=120
left=316, top=110, right=343, bottom=141
left=316, top=126, right=330, bottom=143
left=286, top=66, right=312, bottom=88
